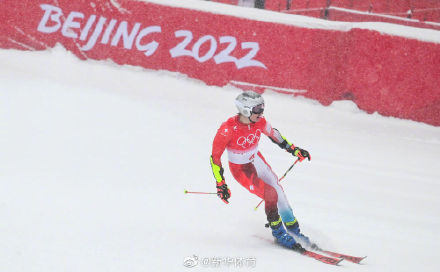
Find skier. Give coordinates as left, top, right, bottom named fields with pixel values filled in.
left=210, top=91, right=313, bottom=252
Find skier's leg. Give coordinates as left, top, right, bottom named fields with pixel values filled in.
left=229, top=162, right=302, bottom=250
left=229, top=162, right=279, bottom=222
left=253, top=152, right=315, bottom=246
left=253, top=152, right=296, bottom=223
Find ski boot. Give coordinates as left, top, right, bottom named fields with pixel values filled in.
left=268, top=217, right=305, bottom=253
left=285, top=220, right=320, bottom=250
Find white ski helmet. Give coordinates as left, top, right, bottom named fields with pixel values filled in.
left=235, top=91, right=265, bottom=117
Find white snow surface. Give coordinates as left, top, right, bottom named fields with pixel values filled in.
left=1, top=45, right=440, bottom=271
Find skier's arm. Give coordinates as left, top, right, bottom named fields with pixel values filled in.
left=211, top=122, right=231, bottom=167
left=263, top=122, right=311, bottom=162
left=210, top=123, right=232, bottom=204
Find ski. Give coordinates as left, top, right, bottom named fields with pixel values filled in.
left=319, top=250, right=366, bottom=264
left=302, top=250, right=343, bottom=265
left=252, top=234, right=342, bottom=265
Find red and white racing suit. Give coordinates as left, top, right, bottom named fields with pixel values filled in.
left=211, top=115, right=296, bottom=224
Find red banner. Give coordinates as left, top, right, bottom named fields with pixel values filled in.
left=1, top=0, right=439, bottom=126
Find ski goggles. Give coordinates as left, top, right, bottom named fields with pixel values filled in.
left=251, top=104, right=265, bottom=114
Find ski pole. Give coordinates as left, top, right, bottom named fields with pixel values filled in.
left=184, top=189, right=217, bottom=195
left=254, top=158, right=300, bottom=211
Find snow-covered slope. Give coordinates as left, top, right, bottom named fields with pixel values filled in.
left=1, top=47, right=440, bottom=272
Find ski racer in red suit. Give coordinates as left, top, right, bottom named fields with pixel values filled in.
left=210, top=91, right=314, bottom=252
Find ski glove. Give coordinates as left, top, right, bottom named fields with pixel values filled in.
left=216, top=180, right=231, bottom=204
left=273, top=134, right=311, bottom=162
left=288, top=146, right=311, bottom=162
left=210, top=156, right=231, bottom=204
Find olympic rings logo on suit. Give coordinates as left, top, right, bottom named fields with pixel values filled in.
left=237, top=129, right=262, bottom=149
